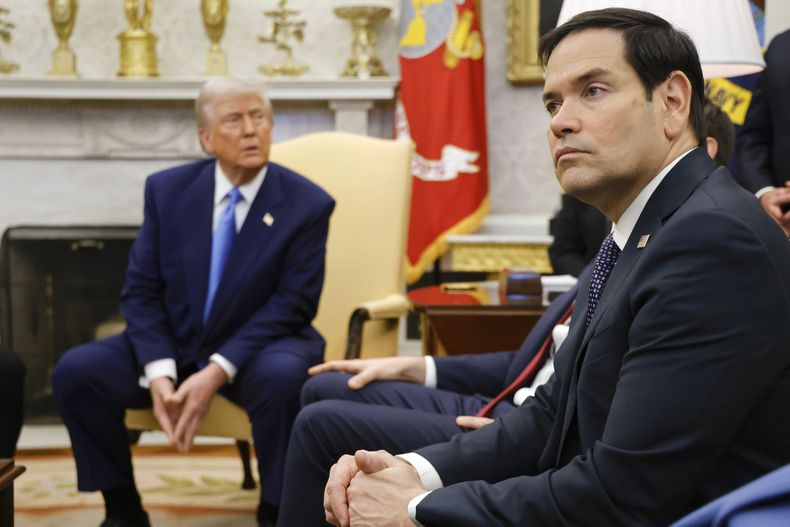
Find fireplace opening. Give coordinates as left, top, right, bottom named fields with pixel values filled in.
left=0, top=226, right=138, bottom=424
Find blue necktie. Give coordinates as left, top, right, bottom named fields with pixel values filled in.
left=204, top=187, right=243, bottom=323
left=586, top=232, right=621, bottom=326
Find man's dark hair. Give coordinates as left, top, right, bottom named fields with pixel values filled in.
left=538, top=8, right=706, bottom=146
left=703, top=98, right=735, bottom=166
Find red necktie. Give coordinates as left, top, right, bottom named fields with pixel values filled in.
left=476, top=301, right=575, bottom=418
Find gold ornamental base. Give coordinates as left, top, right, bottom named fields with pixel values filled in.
left=0, top=61, right=18, bottom=74
left=341, top=55, right=387, bottom=79
left=48, top=44, right=78, bottom=77
left=258, top=56, right=308, bottom=77
left=204, top=45, right=228, bottom=76
left=118, top=31, right=159, bottom=77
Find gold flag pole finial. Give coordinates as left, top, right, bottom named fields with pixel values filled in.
left=201, top=0, right=229, bottom=76
left=117, top=0, right=158, bottom=77
left=47, top=0, right=79, bottom=77
left=258, top=0, right=309, bottom=77
left=0, top=5, right=19, bottom=74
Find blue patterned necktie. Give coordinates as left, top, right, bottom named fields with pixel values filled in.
left=204, top=187, right=243, bottom=323
left=586, top=232, right=621, bottom=326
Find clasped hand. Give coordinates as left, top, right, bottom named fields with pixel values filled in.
left=149, top=363, right=228, bottom=452
left=324, top=450, right=427, bottom=527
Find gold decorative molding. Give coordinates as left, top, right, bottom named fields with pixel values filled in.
left=506, top=0, right=541, bottom=84
left=448, top=241, right=553, bottom=275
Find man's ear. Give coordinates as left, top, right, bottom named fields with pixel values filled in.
left=198, top=127, right=213, bottom=154
left=705, top=136, right=719, bottom=161
left=661, top=70, right=693, bottom=140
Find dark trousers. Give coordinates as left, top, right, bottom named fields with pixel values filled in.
left=52, top=333, right=319, bottom=507
left=277, top=372, right=515, bottom=526
left=0, top=346, right=25, bottom=458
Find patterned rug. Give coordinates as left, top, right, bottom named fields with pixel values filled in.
left=14, top=446, right=259, bottom=526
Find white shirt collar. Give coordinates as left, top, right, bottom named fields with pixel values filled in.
left=213, top=162, right=268, bottom=206
left=611, top=148, right=696, bottom=250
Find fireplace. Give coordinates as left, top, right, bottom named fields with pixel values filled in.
left=0, top=226, right=138, bottom=424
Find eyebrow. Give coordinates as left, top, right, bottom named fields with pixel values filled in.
left=542, top=67, right=614, bottom=103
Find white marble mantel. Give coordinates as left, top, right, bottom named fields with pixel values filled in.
left=0, top=76, right=399, bottom=234
left=0, top=76, right=399, bottom=160
left=0, top=76, right=400, bottom=102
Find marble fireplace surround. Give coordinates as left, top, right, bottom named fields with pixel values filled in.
left=0, top=76, right=399, bottom=235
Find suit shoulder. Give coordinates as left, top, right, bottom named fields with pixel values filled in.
left=269, top=162, right=334, bottom=207
left=146, top=159, right=214, bottom=188
left=768, top=29, right=790, bottom=52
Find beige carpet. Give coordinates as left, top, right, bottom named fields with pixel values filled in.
left=14, top=446, right=259, bottom=526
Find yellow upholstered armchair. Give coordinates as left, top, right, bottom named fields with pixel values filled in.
left=124, top=131, right=413, bottom=488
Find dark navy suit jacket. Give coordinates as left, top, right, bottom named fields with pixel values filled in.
left=120, top=158, right=335, bottom=372
left=414, top=148, right=790, bottom=526
left=738, top=29, right=790, bottom=192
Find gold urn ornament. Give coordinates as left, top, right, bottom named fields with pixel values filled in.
left=117, top=0, right=158, bottom=77
left=334, top=5, right=391, bottom=79
left=201, top=0, right=229, bottom=76
left=48, top=0, right=79, bottom=76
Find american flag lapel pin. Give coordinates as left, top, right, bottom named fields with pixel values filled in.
left=637, top=234, right=650, bottom=249
left=262, top=212, right=274, bottom=226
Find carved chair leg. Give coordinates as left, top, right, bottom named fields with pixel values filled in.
left=236, top=439, right=256, bottom=490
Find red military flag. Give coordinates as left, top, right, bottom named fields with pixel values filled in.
left=397, top=0, right=489, bottom=284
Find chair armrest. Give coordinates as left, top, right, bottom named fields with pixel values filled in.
left=345, top=294, right=410, bottom=359
left=360, top=294, right=410, bottom=320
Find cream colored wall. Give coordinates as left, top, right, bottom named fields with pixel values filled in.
left=766, top=0, right=790, bottom=43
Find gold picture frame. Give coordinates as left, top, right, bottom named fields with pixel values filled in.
left=507, top=0, right=562, bottom=84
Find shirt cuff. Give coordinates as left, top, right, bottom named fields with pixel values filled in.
left=209, top=353, right=237, bottom=383
left=396, top=453, right=444, bottom=490
left=407, top=491, right=432, bottom=526
left=756, top=186, right=775, bottom=199
left=423, top=356, right=437, bottom=388
left=140, top=358, right=177, bottom=389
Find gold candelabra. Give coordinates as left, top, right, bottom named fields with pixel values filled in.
left=47, top=0, right=79, bottom=76
left=201, top=0, right=228, bottom=76
left=117, top=0, right=158, bottom=77
left=0, top=5, right=19, bottom=74
left=334, top=5, right=390, bottom=79
left=258, top=0, right=308, bottom=77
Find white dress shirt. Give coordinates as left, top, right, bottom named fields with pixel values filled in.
left=140, top=162, right=268, bottom=388
left=402, top=148, right=696, bottom=525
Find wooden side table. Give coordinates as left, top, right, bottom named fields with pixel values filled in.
left=408, top=282, right=546, bottom=356
left=0, top=459, right=25, bottom=527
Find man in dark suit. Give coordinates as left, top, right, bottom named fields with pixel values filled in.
left=53, top=78, right=334, bottom=527
left=277, top=285, right=577, bottom=526
left=737, top=28, right=790, bottom=235
left=321, top=9, right=790, bottom=526
left=0, top=346, right=24, bottom=458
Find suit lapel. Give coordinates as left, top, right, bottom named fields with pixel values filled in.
left=203, top=163, right=286, bottom=330
left=181, top=161, right=215, bottom=332
left=556, top=148, right=716, bottom=462
left=579, top=148, right=715, bottom=350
